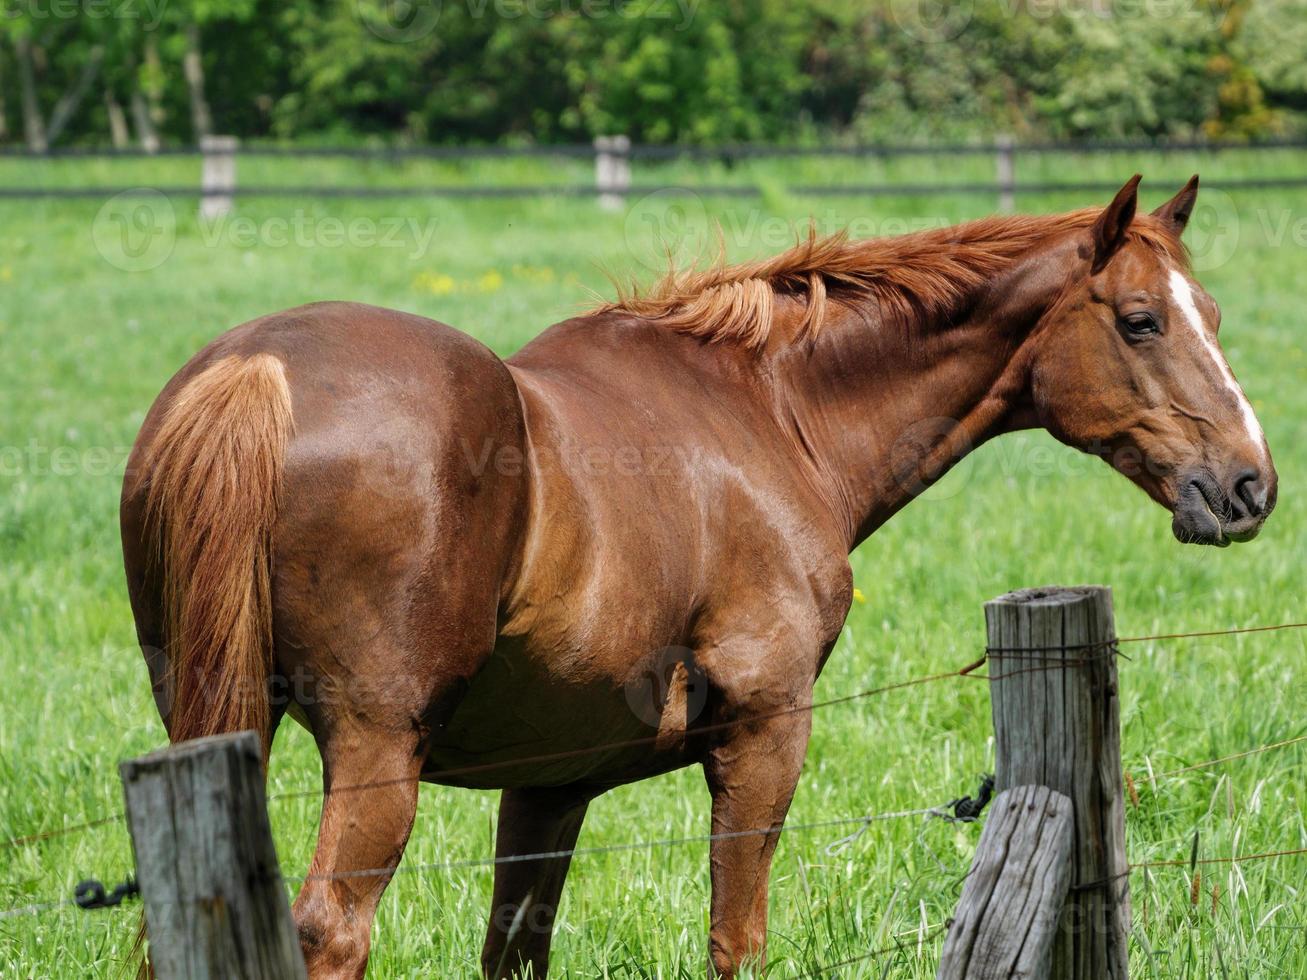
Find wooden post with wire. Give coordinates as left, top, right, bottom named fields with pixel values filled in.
left=937, top=784, right=1074, bottom=979
left=119, top=731, right=307, bottom=980
left=971, top=585, right=1131, bottom=980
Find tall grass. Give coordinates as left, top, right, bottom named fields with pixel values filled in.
left=1, top=158, right=1304, bottom=977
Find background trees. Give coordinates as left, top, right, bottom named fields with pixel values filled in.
left=3, top=0, right=1304, bottom=148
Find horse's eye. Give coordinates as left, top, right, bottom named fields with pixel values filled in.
left=1122, top=313, right=1159, bottom=338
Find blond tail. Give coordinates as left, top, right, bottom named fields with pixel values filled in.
left=144, top=353, right=293, bottom=752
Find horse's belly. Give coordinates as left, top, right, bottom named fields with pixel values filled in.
left=423, top=636, right=702, bottom=790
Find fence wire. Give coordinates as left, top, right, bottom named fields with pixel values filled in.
left=5, top=619, right=1305, bottom=850
left=3, top=615, right=1305, bottom=972
left=0, top=803, right=961, bottom=920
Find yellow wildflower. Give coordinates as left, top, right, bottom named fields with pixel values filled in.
left=413, top=271, right=456, bottom=295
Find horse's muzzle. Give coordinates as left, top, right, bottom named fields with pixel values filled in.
left=1171, top=466, right=1275, bottom=546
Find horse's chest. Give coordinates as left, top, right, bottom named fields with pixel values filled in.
left=426, top=491, right=850, bottom=789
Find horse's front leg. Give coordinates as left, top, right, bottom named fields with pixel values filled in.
left=702, top=688, right=813, bottom=978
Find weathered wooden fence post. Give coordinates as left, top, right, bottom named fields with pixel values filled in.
left=937, top=784, right=1074, bottom=979
left=995, top=135, right=1016, bottom=214
left=594, top=134, right=630, bottom=211
left=984, top=585, right=1130, bottom=979
left=120, top=731, right=307, bottom=980
left=199, top=135, right=238, bottom=219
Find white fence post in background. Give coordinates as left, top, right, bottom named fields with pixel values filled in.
left=995, top=135, right=1015, bottom=214
left=200, top=135, right=238, bottom=219
left=594, top=135, right=631, bottom=211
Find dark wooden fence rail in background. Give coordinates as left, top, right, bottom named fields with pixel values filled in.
left=3, top=136, right=1307, bottom=215
left=8, top=135, right=1307, bottom=158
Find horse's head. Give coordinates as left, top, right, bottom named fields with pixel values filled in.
left=1030, top=175, right=1276, bottom=546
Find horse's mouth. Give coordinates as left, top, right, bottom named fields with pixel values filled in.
left=1171, top=472, right=1263, bottom=546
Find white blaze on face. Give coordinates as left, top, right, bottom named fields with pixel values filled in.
left=1167, top=267, right=1270, bottom=467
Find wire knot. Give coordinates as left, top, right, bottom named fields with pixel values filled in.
left=948, top=774, right=995, bottom=822
left=75, top=877, right=139, bottom=910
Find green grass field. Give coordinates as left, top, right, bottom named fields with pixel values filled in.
left=1, top=153, right=1305, bottom=977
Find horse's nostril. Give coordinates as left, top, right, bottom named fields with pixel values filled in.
left=1232, top=469, right=1267, bottom=519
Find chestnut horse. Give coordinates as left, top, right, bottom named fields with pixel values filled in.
left=121, top=175, right=1275, bottom=979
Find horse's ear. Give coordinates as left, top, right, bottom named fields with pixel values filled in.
left=1151, top=174, right=1199, bottom=235
left=1089, top=174, right=1141, bottom=273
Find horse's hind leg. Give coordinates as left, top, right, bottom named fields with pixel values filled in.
left=275, top=482, right=510, bottom=978
left=261, top=315, right=529, bottom=976
left=480, top=787, right=592, bottom=979
left=280, top=606, right=498, bottom=978
left=291, top=722, right=426, bottom=980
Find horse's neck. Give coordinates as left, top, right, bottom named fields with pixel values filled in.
left=777, top=240, right=1073, bottom=548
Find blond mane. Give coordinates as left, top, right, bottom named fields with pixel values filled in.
left=596, top=209, right=1187, bottom=349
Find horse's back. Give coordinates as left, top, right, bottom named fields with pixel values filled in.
left=128, top=301, right=522, bottom=464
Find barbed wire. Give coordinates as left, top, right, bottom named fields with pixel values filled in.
left=4, top=616, right=1305, bottom=949
left=1138, top=733, right=1307, bottom=784
left=1, top=813, right=125, bottom=851
left=1134, top=845, right=1307, bottom=872
left=5, top=661, right=976, bottom=851
left=969, top=640, right=1124, bottom=681
left=264, top=660, right=989, bottom=806
left=0, top=895, right=78, bottom=921
left=5, top=619, right=1305, bottom=852
left=1074, top=843, right=1307, bottom=895
left=8, top=833, right=1307, bottom=924
left=793, top=924, right=948, bottom=978
left=1116, top=622, right=1307, bottom=644
left=286, top=804, right=963, bottom=887
left=0, top=800, right=967, bottom=920
left=2, top=722, right=1305, bottom=977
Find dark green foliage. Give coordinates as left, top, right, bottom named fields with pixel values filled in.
left=2, top=0, right=1306, bottom=147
